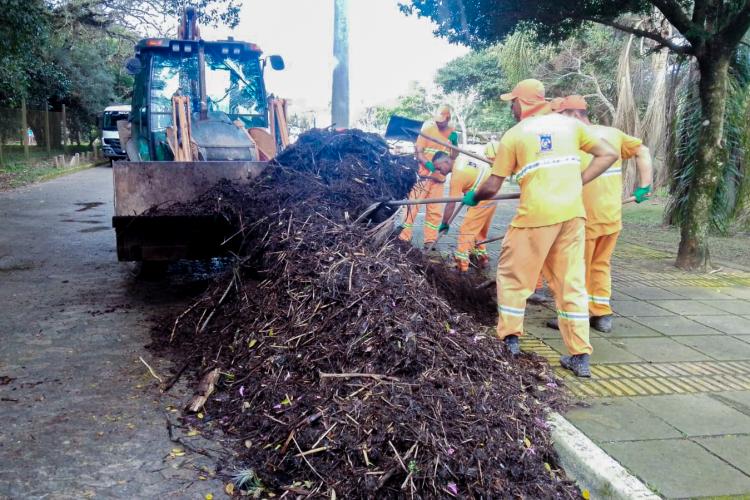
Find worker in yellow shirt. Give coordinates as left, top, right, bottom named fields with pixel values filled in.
left=462, top=79, right=618, bottom=377
left=399, top=105, right=459, bottom=248
left=439, top=150, right=496, bottom=271
left=546, top=95, right=653, bottom=333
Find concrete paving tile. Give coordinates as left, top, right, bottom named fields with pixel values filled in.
left=613, top=300, right=676, bottom=317
left=524, top=318, right=565, bottom=339
left=701, top=299, right=750, bottom=315
left=601, top=439, right=750, bottom=498
left=724, top=287, right=750, bottom=300
left=616, top=337, right=711, bottom=362
left=694, top=435, right=750, bottom=476
left=631, top=315, right=723, bottom=336
left=712, top=391, right=750, bottom=414
left=670, top=286, right=738, bottom=300
left=688, top=314, right=750, bottom=335
left=544, top=337, right=643, bottom=363
left=523, top=304, right=556, bottom=319
left=672, top=335, right=750, bottom=361
left=632, top=394, right=750, bottom=436
left=611, top=289, right=635, bottom=301
left=615, top=286, right=684, bottom=300
left=565, top=398, right=681, bottom=442
left=601, top=317, right=664, bottom=338
left=650, top=300, right=727, bottom=316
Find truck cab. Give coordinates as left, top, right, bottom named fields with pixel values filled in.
left=101, top=105, right=130, bottom=162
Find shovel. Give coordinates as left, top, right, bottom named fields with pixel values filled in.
left=385, top=115, right=492, bottom=165
left=355, top=192, right=521, bottom=224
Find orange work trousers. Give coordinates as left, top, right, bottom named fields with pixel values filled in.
left=585, top=231, right=620, bottom=317
left=455, top=203, right=497, bottom=271
left=399, top=178, right=445, bottom=245
left=496, top=218, right=592, bottom=355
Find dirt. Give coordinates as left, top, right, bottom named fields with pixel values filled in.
left=151, top=129, right=577, bottom=498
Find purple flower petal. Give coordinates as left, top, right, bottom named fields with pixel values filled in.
left=447, top=482, right=458, bottom=495
left=239, top=386, right=245, bottom=397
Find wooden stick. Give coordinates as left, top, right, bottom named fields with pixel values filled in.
left=139, top=356, right=163, bottom=383
left=476, top=234, right=505, bottom=246
left=319, top=371, right=400, bottom=382
left=417, top=131, right=491, bottom=164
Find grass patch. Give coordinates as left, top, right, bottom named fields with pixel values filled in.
left=621, top=196, right=750, bottom=270
left=0, top=145, right=102, bottom=190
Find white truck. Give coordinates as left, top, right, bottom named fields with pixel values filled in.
left=101, top=105, right=131, bottom=163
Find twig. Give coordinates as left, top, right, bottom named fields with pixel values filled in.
left=161, top=358, right=191, bottom=393
left=139, top=356, right=163, bottom=383
left=198, top=275, right=236, bottom=334
left=292, top=436, right=324, bottom=481
left=319, top=372, right=400, bottom=382
left=294, top=446, right=329, bottom=457
left=311, top=422, right=337, bottom=449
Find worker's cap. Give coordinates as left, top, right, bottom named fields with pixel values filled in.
left=555, top=95, right=588, bottom=112
left=549, top=97, right=565, bottom=111
left=500, top=79, right=545, bottom=102
left=433, top=104, right=452, bottom=122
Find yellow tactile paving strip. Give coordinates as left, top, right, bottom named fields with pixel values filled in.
left=520, top=338, right=750, bottom=398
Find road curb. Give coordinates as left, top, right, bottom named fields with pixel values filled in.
left=548, top=412, right=660, bottom=500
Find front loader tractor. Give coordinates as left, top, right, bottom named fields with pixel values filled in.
left=113, top=7, right=287, bottom=262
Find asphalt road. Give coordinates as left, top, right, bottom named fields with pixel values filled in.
left=0, top=166, right=223, bottom=498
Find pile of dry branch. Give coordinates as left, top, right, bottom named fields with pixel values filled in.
left=155, top=129, right=576, bottom=498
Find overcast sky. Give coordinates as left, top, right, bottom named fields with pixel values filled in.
left=201, top=0, right=468, bottom=125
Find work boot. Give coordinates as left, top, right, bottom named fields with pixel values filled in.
left=546, top=317, right=559, bottom=330
left=590, top=315, right=613, bottom=333
left=527, top=288, right=549, bottom=304
left=560, top=354, right=592, bottom=378
left=504, top=335, right=521, bottom=356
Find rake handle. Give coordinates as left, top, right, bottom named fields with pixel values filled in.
left=418, top=132, right=492, bottom=165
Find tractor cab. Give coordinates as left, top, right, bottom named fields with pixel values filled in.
left=128, top=38, right=284, bottom=162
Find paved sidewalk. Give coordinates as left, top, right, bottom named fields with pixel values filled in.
left=520, top=243, right=750, bottom=499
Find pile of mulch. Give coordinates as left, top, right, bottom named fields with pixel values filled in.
left=153, top=129, right=576, bottom=498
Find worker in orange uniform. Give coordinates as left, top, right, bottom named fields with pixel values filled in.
left=545, top=95, right=652, bottom=333
left=462, top=79, right=619, bottom=377
left=439, top=149, right=496, bottom=271
left=400, top=105, right=459, bottom=248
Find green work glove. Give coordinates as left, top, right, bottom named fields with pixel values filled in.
left=634, top=185, right=651, bottom=203
left=448, top=131, right=459, bottom=146
left=438, top=222, right=450, bottom=233
left=425, top=160, right=436, bottom=173
left=462, top=190, right=478, bottom=207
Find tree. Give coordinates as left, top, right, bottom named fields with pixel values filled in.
left=435, top=48, right=515, bottom=137
left=403, top=0, right=750, bottom=271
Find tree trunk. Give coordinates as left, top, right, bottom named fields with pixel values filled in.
left=331, top=0, right=350, bottom=128
left=675, top=51, right=731, bottom=271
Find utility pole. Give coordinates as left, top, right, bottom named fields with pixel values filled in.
left=331, top=0, right=350, bottom=128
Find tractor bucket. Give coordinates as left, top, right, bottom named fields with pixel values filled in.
left=112, top=160, right=266, bottom=261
